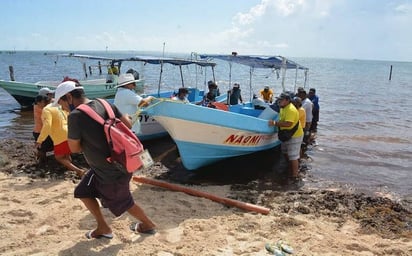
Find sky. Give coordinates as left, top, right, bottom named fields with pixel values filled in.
left=1, top=0, right=412, bottom=61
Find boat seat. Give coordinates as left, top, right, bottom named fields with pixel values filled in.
left=229, top=105, right=263, bottom=117
left=187, top=88, right=201, bottom=102
left=239, top=107, right=263, bottom=117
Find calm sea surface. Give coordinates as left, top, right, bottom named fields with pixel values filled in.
left=0, top=51, right=411, bottom=200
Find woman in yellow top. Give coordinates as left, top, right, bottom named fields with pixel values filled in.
left=36, top=99, right=85, bottom=177
left=268, top=92, right=303, bottom=183
left=259, top=86, right=274, bottom=103
left=33, top=95, right=54, bottom=163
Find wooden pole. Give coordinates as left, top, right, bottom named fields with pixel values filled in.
left=8, top=65, right=15, bottom=81
left=389, top=65, right=393, bottom=81
left=133, top=176, right=270, bottom=215
left=98, top=61, right=102, bottom=75
left=83, top=63, right=88, bottom=78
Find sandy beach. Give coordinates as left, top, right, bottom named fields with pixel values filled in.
left=0, top=138, right=411, bottom=255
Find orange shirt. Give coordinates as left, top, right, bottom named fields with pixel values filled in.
left=33, top=104, right=43, bottom=133
left=259, top=88, right=274, bottom=103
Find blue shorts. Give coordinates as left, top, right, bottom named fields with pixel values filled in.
left=281, top=136, right=303, bottom=160
left=74, top=170, right=134, bottom=217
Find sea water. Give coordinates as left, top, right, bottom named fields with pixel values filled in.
left=0, top=51, right=411, bottom=200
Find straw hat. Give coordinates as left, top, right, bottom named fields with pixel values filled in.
left=116, top=73, right=139, bottom=88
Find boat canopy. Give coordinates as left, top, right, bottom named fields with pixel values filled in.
left=58, top=53, right=217, bottom=93
left=58, top=53, right=216, bottom=67
left=199, top=53, right=309, bottom=97
left=119, top=56, right=216, bottom=67
left=198, top=54, right=307, bottom=71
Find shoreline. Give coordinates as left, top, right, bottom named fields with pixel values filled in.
left=0, top=138, right=411, bottom=255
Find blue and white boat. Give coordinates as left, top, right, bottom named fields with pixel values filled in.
left=143, top=98, right=279, bottom=170
left=142, top=53, right=309, bottom=170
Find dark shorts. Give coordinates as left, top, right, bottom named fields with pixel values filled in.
left=74, top=170, right=134, bottom=217
left=33, top=132, right=54, bottom=152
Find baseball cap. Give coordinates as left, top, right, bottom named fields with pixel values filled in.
left=38, top=87, right=55, bottom=96
left=276, top=92, right=291, bottom=101
left=52, top=81, right=84, bottom=106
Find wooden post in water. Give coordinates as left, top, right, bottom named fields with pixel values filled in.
left=8, top=66, right=15, bottom=81
left=389, top=65, right=393, bottom=81
left=83, top=63, right=87, bottom=78
left=98, top=61, right=102, bottom=75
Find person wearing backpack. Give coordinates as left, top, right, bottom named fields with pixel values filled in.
left=55, top=81, right=156, bottom=239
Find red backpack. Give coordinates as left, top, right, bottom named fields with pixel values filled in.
left=77, top=98, right=146, bottom=173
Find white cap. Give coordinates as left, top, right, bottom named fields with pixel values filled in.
left=38, top=87, right=55, bottom=96
left=52, top=81, right=84, bottom=106
left=116, top=73, right=139, bottom=88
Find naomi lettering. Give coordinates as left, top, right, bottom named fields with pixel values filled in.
left=224, top=134, right=262, bottom=146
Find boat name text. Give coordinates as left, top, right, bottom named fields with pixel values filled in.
left=224, top=134, right=262, bottom=146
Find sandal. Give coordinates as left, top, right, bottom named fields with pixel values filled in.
left=129, top=222, right=156, bottom=235
left=85, top=230, right=113, bottom=239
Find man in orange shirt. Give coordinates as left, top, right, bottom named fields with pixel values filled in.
left=259, top=86, right=274, bottom=103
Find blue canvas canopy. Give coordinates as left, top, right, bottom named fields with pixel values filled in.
left=58, top=53, right=216, bottom=67
left=199, top=54, right=308, bottom=70
left=58, top=53, right=217, bottom=93
left=199, top=53, right=309, bottom=97
left=120, top=56, right=216, bottom=67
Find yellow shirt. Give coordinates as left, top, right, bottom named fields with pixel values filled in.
left=37, top=105, right=69, bottom=145
left=298, top=107, right=306, bottom=129
left=279, top=103, right=304, bottom=138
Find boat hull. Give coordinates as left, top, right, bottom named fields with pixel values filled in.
left=0, top=79, right=144, bottom=107
left=144, top=100, right=280, bottom=170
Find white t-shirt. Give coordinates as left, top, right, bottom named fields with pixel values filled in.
left=302, top=98, right=313, bottom=122
left=113, top=87, right=143, bottom=134
left=172, top=96, right=189, bottom=103
left=252, top=97, right=267, bottom=108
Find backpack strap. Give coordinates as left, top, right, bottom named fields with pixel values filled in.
left=95, top=98, right=116, bottom=120
left=76, top=99, right=114, bottom=124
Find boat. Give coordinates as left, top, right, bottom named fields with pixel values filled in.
left=0, top=53, right=144, bottom=108
left=0, top=78, right=132, bottom=108
left=141, top=53, right=309, bottom=170
left=0, top=53, right=226, bottom=141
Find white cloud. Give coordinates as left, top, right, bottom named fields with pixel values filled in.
left=394, top=3, right=412, bottom=14
left=233, top=0, right=271, bottom=25
left=217, top=26, right=254, bottom=41
left=232, top=0, right=307, bottom=26
left=216, top=0, right=308, bottom=55
left=275, top=0, right=305, bottom=16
